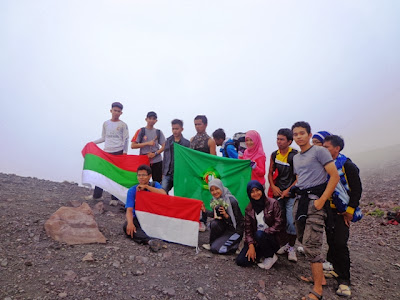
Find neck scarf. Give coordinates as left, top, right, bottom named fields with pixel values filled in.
left=208, top=178, right=237, bottom=229
left=243, top=130, right=265, bottom=161
left=246, top=180, right=266, bottom=214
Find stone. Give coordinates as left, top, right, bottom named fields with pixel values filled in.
left=1, top=258, right=8, bottom=267
left=112, top=261, right=120, bottom=268
left=64, top=270, right=77, bottom=281
left=257, top=293, right=267, bottom=300
left=196, top=287, right=205, bottom=295
left=44, top=203, right=106, bottom=245
left=258, top=279, right=265, bottom=290
left=24, top=261, right=33, bottom=266
left=135, top=256, right=149, bottom=264
left=58, top=292, right=68, bottom=298
left=109, top=200, right=119, bottom=206
left=82, top=252, right=94, bottom=262
left=92, top=202, right=104, bottom=215
left=163, top=288, right=175, bottom=296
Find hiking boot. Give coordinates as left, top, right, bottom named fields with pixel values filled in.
left=148, top=239, right=162, bottom=252
left=276, top=243, right=289, bottom=255
left=323, top=261, right=334, bottom=271
left=288, top=247, right=297, bottom=262
left=202, top=243, right=211, bottom=250
left=257, top=254, right=278, bottom=270
left=199, top=222, right=206, bottom=232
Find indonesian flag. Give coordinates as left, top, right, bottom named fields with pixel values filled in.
left=81, top=142, right=149, bottom=203
left=135, top=192, right=203, bottom=247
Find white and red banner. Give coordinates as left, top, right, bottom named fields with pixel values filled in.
left=135, top=192, right=203, bottom=247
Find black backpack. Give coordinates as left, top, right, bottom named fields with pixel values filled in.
left=271, top=149, right=298, bottom=171
left=138, top=127, right=161, bottom=144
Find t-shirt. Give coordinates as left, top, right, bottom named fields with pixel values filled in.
left=125, top=182, right=163, bottom=217
left=93, top=120, right=129, bottom=153
left=132, top=128, right=165, bottom=164
left=293, top=145, right=333, bottom=189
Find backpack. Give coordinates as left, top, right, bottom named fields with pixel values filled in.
left=138, top=127, right=161, bottom=144
left=270, top=149, right=297, bottom=171
left=225, top=132, right=247, bottom=157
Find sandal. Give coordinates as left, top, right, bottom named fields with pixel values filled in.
left=323, top=270, right=338, bottom=278
left=299, top=276, right=327, bottom=286
left=302, top=289, right=323, bottom=300
left=336, top=284, right=351, bottom=297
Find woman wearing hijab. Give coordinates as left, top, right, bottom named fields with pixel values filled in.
left=203, top=178, right=244, bottom=254
left=242, top=130, right=267, bottom=186
left=236, top=180, right=283, bottom=269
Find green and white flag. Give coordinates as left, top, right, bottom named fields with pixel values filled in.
left=173, top=143, right=252, bottom=213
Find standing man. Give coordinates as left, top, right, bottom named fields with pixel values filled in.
left=85, top=102, right=129, bottom=200
left=323, top=135, right=362, bottom=298
left=268, top=128, right=298, bottom=262
left=212, top=128, right=238, bottom=158
left=190, top=115, right=216, bottom=231
left=131, top=111, right=166, bottom=183
left=291, top=121, right=339, bottom=300
left=161, top=119, right=190, bottom=194
left=190, top=115, right=216, bottom=155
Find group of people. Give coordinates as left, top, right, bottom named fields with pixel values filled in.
left=87, top=102, right=362, bottom=300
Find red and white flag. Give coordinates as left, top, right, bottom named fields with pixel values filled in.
left=135, top=192, right=203, bottom=247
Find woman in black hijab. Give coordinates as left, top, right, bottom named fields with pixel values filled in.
left=236, top=180, right=283, bottom=269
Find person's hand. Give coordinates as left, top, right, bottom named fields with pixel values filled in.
left=126, top=222, right=136, bottom=238
left=339, top=211, right=353, bottom=227
left=250, top=161, right=257, bottom=169
left=218, top=206, right=229, bottom=219
left=137, top=184, right=148, bottom=192
left=313, top=198, right=325, bottom=210
left=147, top=152, right=155, bottom=159
left=246, top=244, right=256, bottom=262
left=147, top=139, right=156, bottom=146
left=281, top=188, right=290, bottom=198
left=271, top=185, right=282, bottom=197
left=201, top=203, right=206, bottom=213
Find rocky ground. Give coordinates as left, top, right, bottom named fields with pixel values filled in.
left=0, top=164, right=399, bottom=300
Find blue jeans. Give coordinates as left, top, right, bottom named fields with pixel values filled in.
left=278, top=197, right=296, bottom=235
left=161, top=174, right=173, bottom=194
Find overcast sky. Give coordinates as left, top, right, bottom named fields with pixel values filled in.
left=1, top=0, right=399, bottom=184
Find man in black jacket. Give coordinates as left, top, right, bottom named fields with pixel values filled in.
left=323, top=135, right=362, bottom=298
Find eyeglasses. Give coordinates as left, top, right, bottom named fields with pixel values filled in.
left=137, top=174, right=149, bottom=177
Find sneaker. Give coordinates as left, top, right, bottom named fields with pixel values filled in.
left=257, top=254, right=278, bottom=270
left=288, top=247, right=297, bottom=262
left=276, top=243, right=289, bottom=255
left=148, top=239, right=162, bottom=252
left=199, top=222, right=206, bottom=232
left=323, top=261, right=334, bottom=271
left=202, top=243, right=211, bottom=250
left=336, top=284, right=351, bottom=297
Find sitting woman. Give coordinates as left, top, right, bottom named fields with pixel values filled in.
left=236, top=180, right=283, bottom=269
left=203, top=179, right=244, bottom=254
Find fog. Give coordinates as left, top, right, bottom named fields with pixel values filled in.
left=1, top=1, right=399, bottom=184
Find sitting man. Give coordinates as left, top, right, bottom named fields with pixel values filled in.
left=124, top=164, right=167, bottom=248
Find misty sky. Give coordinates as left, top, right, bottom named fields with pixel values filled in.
left=1, top=1, right=399, bottom=184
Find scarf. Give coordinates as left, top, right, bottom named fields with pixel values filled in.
left=208, top=178, right=237, bottom=229
left=246, top=180, right=266, bottom=214
left=243, top=130, right=265, bottom=162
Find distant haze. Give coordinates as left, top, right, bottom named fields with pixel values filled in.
left=1, top=1, right=399, bottom=184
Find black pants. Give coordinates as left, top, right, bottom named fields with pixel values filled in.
left=93, top=150, right=123, bottom=199
left=236, top=231, right=279, bottom=267
left=123, top=218, right=151, bottom=244
left=150, top=161, right=163, bottom=183
left=209, top=219, right=241, bottom=254
left=326, top=210, right=350, bottom=285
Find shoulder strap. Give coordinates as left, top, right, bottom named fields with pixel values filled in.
left=156, top=129, right=160, bottom=142
left=139, top=127, right=146, bottom=143
left=271, top=150, right=278, bottom=169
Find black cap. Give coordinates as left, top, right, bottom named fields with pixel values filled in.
left=146, top=111, right=157, bottom=118
left=112, top=102, right=123, bottom=110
